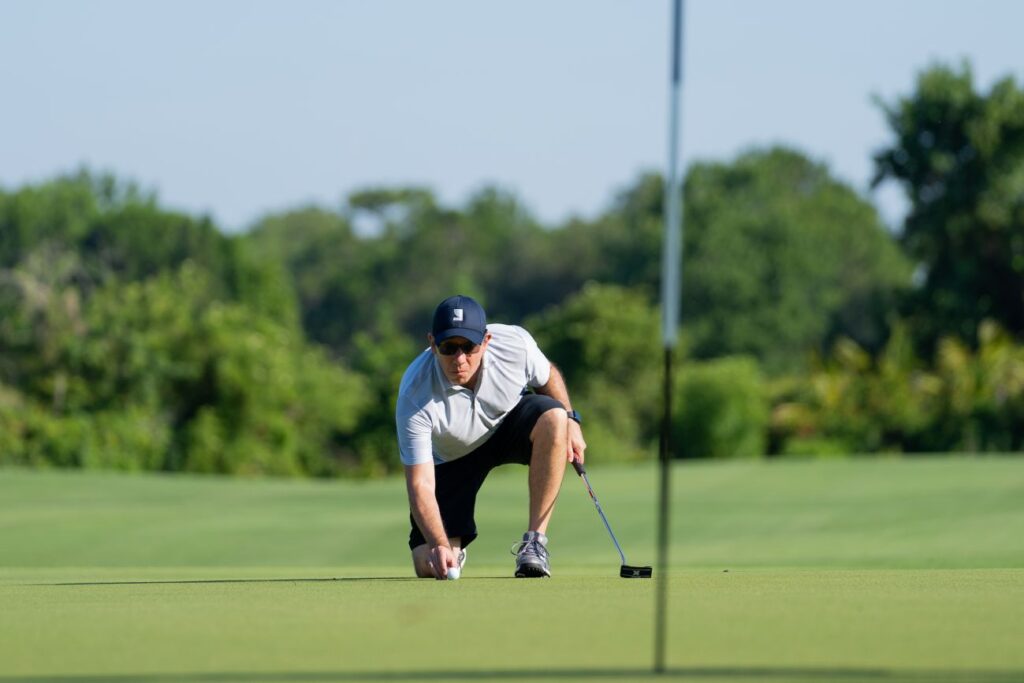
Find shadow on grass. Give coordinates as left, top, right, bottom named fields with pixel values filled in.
left=31, top=576, right=523, bottom=587
left=32, top=577, right=418, bottom=587
left=2, top=668, right=1023, bottom=682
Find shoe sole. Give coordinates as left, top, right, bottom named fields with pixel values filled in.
left=514, top=564, right=551, bottom=578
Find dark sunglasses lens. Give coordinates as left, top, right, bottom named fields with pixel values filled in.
left=439, top=341, right=476, bottom=356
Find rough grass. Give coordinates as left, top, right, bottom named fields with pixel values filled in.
left=1, top=456, right=1022, bottom=682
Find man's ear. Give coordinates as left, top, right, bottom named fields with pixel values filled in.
left=427, top=333, right=435, bottom=346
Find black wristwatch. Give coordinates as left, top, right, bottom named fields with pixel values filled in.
left=567, top=409, right=582, bottom=425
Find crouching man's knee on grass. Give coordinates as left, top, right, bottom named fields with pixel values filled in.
left=396, top=295, right=587, bottom=580
left=411, top=539, right=463, bottom=579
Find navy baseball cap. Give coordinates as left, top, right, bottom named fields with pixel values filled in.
left=432, top=295, right=487, bottom=346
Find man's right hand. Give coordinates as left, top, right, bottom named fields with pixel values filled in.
left=427, top=544, right=458, bottom=580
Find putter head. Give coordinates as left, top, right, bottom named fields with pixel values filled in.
left=620, top=565, right=653, bottom=579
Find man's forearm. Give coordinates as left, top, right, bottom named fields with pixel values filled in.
left=406, top=472, right=450, bottom=548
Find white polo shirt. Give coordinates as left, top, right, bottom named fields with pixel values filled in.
left=396, top=323, right=552, bottom=466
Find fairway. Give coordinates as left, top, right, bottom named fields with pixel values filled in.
left=1, top=457, right=1023, bottom=682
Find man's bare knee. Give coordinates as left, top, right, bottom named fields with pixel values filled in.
left=530, top=407, right=567, bottom=445
left=411, top=544, right=433, bottom=578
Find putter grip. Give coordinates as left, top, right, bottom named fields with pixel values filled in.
left=572, top=461, right=586, bottom=476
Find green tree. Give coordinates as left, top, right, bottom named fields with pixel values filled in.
left=675, top=356, right=767, bottom=459
left=0, top=255, right=370, bottom=476
left=526, top=283, right=661, bottom=461
left=0, top=169, right=294, bottom=324
left=0, top=244, right=93, bottom=406
left=683, top=147, right=911, bottom=372
left=76, top=266, right=369, bottom=476
left=585, top=172, right=666, bottom=295
left=772, top=319, right=1024, bottom=455
left=174, top=301, right=369, bottom=477
left=0, top=169, right=135, bottom=267
left=347, top=321, right=419, bottom=476
left=874, top=62, right=1024, bottom=348
left=0, top=169, right=232, bottom=279
left=932, top=321, right=1024, bottom=451
left=246, top=186, right=557, bottom=358
left=246, top=206, right=373, bottom=352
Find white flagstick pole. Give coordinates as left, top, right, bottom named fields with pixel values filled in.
left=656, top=0, right=685, bottom=674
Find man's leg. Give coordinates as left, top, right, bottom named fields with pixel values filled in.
left=510, top=406, right=569, bottom=577
left=527, top=407, right=569, bottom=534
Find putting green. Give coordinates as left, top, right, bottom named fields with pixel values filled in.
left=1, top=457, right=1022, bottom=681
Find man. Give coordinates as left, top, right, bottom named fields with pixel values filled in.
left=396, top=294, right=586, bottom=579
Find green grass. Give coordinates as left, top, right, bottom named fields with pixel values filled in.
left=1, top=457, right=1023, bottom=682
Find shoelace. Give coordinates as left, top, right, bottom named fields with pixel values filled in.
left=509, top=538, right=550, bottom=560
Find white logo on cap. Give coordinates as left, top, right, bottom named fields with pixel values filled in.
left=453, top=308, right=464, bottom=322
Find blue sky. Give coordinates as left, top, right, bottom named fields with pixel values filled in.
left=1, top=0, right=1021, bottom=232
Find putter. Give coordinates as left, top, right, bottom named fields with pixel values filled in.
left=572, top=461, right=653, bottom=578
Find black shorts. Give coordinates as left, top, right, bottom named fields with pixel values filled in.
left=408, top=393, right=564, bottom=550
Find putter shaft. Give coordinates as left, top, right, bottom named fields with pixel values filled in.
left=573, top=461, right=628, bottom=566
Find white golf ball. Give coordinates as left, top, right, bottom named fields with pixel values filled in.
left=447, top=566, right=461, bottom=580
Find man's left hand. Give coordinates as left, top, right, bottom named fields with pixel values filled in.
left=567, top=420, right=586, bottom=464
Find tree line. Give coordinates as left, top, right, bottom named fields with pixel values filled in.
left=1, top=62, right=1022, bottom=476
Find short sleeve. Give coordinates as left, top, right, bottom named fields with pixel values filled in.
left=396, top=398, right=434, bottom=466
left=520, top=327, right=551, bottom=388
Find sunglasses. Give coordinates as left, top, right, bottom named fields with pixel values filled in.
left=437, top=340, right=480, bottom=356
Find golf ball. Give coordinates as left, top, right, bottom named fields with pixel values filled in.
left=447, top=566, right=461, bottom=580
